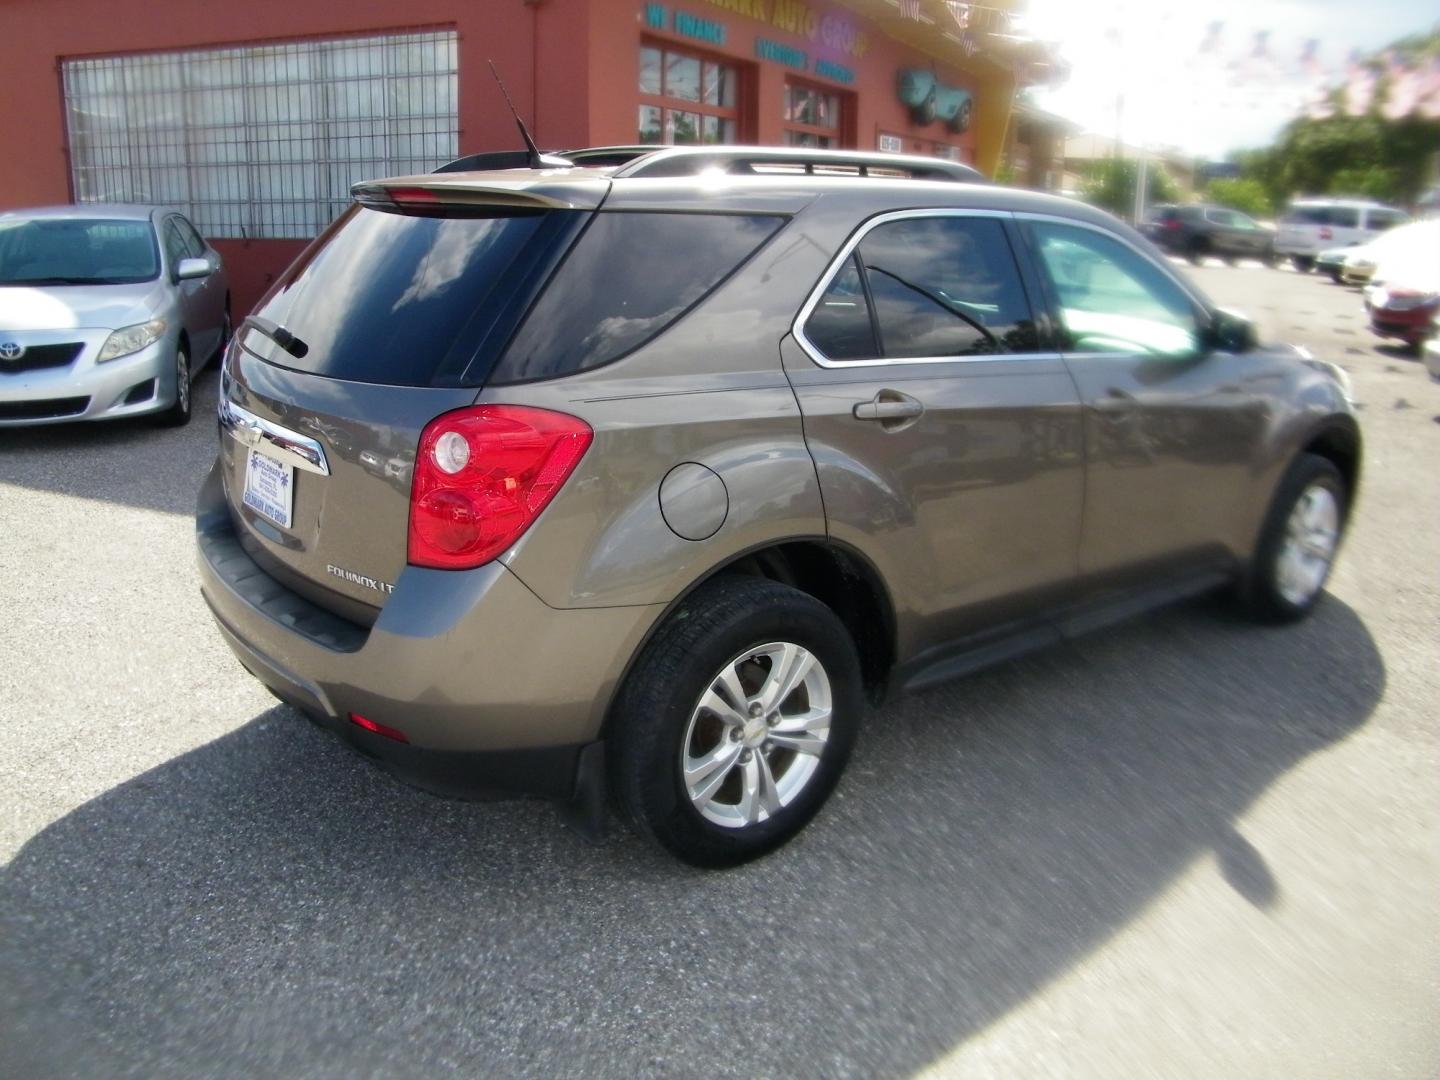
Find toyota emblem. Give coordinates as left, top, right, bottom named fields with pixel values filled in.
left=0, top=342, right=24, bottom=361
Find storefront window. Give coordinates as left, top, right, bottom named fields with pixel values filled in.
left=638, top=44, right=739, bottom=146
left=784, top=82, right=846, bottom=149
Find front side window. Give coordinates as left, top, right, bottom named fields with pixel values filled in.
left=1030, top=222, right=1200, bottom=357
left=0, top=217, right=159, bottom=285
left=638, top=44, right=738, bottom=145
left=163, top=219, right=191, bottom=269
left=803, top=216, right=1037, bottom=361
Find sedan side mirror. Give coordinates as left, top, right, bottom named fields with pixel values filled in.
left=1207, top=307, right=1258, bottom=353
left=175, top=257, right=212, bottom=281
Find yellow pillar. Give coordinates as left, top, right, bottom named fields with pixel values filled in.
left=971, top=72, right=1017, bottom=178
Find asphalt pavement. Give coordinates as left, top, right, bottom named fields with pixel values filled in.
left=1, top=259, right=1436, bottom=1079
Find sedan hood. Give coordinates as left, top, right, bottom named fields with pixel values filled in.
left=0, top=279, right=168, bottom=332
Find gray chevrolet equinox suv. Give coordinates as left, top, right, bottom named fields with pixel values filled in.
left=198, top=146, right=1360, bottom=866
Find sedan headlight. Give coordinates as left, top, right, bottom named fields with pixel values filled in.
left=96, top=318, right=167, bottom=363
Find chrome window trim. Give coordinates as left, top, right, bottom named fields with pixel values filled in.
left=791, top=208, right=1059, bottom=369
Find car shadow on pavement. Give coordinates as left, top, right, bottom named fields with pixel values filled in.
left=0, top=596, right=1383, bottom=1079
left=0, top=370, right=218, bottom=517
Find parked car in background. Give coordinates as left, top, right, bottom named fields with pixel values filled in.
left=198, top=145, right=1359, bottom=867
left=1141, top=204, right=1275, bottom=265
left=1362, top=219, right=1440, bottom=352
left=1315, top=246, right=1352, bottom=283
left=1275, top=199, right=1408, bottom=273
left=0, top=204, right=229, bottom=426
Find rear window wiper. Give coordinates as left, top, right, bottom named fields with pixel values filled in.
left=243, top=316, right=309, bottom=359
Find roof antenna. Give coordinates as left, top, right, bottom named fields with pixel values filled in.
left=488, top=59, right=544, bottom=169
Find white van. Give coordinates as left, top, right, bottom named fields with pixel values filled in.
left=1276, top=199, right=1409, bottom=271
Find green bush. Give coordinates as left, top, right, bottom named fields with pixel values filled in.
left=1204, top=177, right=1273, bottom=217
left=1079, top=158, right=1180, bottom=217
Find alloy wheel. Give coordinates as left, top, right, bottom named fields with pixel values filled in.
left=681, top=641, right=832, bottom=829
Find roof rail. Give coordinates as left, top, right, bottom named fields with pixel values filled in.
left=432, top=144, right=988, bottom=184
left=613, top=145, right=987, bottom=183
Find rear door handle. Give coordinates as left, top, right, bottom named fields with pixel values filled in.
left=853, top=391, right=924, bottom=423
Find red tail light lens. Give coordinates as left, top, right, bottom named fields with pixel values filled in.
left=1163, top=218, right=1182, bottom=231
left=408, top=405, right=593, bottom=570
left=349, top=713, right=409, bottom=743
left=1319, top=226, right=1333, bottom=241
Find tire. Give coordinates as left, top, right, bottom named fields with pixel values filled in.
left=916, top=90, right=937, bottom=126
left=1240, top=453, right=1346, bottom=623
left=214, top=301, right=233, bottom=362
left=1187, top=239, right=1209, bottom=265
left=1291, top=255, right=1314, bottom=273
left=608, top=575, right=863, bottom=868
left=947, top=100, right=972, bottom=134
left=153, top=343, right=192, bottom=427
left=1327, top=269, right=1343, bottom=284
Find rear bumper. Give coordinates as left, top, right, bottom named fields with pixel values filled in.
left=196, top=461, right=663, bottom=799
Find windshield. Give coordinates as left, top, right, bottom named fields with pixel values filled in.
left=0, top=217, right=160, bottom=285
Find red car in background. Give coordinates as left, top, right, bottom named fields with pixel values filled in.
left=1362, top=220, right=1440, bottom=352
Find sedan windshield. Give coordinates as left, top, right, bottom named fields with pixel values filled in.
left=0, top=217, right=160, bottom=285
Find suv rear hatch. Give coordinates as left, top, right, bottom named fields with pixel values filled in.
left=217, top=175, right=605, bottom=620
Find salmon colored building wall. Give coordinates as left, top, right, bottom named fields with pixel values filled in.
left=0, top=0, right=1017, bottom=317
left=586, top=0, right=995, bottom=162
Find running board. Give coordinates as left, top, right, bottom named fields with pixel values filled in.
left=899, top=570, right=1232, bottom=695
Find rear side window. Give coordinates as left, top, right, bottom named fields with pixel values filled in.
left=856, top=215, right=1035, bottom=358
left=805, top=255, right=878, bottom=360
left=494, top=212, right=785, bottom=382
left=240, top=206, right=584, bottom=386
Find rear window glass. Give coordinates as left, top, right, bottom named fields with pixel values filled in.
left=240, top=206, right=584, bottom=386
left=0, top=217, right=159, bottom=285
left=1284, top=206, right=1332, bottom=226
left=1330, top=207, right=1360, bottom=228
left=494, top=212, right=785, bottom=382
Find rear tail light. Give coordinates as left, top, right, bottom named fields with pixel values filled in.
left=408, top=405, right=593, bottom=570
left=1319, top=226, right=1333, bottom=241
left=1164, top=218, right=1182, bottom=231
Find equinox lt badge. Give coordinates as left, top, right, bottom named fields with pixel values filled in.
left=326, top=564, right=394, bottom=594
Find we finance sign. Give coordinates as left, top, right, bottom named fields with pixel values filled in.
left=702, top=0, right=871, bottom=59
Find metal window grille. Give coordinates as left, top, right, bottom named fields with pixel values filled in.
left=62, top=29, right=458, bottom=239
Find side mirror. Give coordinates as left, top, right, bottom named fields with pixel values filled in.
left=1207, top=307, right=1257, bottom=353
left=175, top=256, right=212, bottom=281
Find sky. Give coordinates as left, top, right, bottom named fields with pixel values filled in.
left=1021, top=0, right=1438, bottom=159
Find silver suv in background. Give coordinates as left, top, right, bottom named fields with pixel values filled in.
left=0, top=205, right=230, bottom=426
left=197, top=146, right=1359, bottom=866
left=1275, top=198, right=1408, bottom=273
